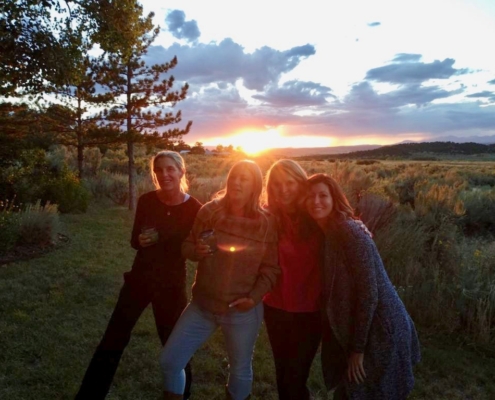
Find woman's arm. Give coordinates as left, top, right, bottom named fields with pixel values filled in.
left=249, top=238, right=280, bottom=304
left=343, top=222, right=379, bottom=353
left=181, top=207, right=211, bottom=261
left=130, top=195, right=145, bottom=250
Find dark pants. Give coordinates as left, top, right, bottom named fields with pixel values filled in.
left=75, top=278, right=192, bottom=400
left=263, top=304, right=322, bottom=400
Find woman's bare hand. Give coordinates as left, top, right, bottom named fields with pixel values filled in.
left=229, top=297, right=255, bottom=312
left=138, top=233, right=155, bottom=248
left=347, top=352, right=366, bottom=384
left=195, top=239, right=214, bottom=259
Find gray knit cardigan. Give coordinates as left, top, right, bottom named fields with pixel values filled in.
left=321, top=218, right=421, bottom=400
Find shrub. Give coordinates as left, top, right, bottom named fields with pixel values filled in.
left=45, top=172, right=90, bottom=213
left=83, top=172, right=114, bottom=200
left=458, top=188, right=495, bottom=236
left=356, top=159, right=380, bottom=165
left=83, top=147, right=102, bottom=176
left=356, top=193, right=396, bottom=234
left=0, top=199, right=21, bottom=254
left=106, top=173, right=129, bottom=205
left=189, top=176, right=226, bottom=204
left=18, top=200, right=59, bottom=247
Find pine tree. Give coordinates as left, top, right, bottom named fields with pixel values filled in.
left=96, top=1, right=191, bottom=210
left=43, top=56, right=117, bottom=178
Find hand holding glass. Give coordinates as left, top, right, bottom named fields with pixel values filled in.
left=196, top=229, right=218, bottom=257
left=140, top=226, right=159, bottom=247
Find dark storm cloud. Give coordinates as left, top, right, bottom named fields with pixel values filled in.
left=366, top=58, right=470, bottom=84
left=165, top=10, right=200, bottom=42
left=367, top=22, right=381, bottom=27
left=252, top=81, right=334, bottom=107
left=466, top=91, right=494, bottom=98
left=392, top=53, right=422, bottom=63
left=145, top=41, right=315, bottom=91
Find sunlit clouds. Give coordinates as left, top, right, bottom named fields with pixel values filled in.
left=140, top=0, right=495, bottom=147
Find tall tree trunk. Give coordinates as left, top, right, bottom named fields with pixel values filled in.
left=126, top=63, right=136, bottom=211
left=76, top=93, right=84, bottom=179
left=127, top=139, right=136, bottom=211
left=77, top=144, right=84, bottom=179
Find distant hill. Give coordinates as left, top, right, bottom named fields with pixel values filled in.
left=295, top=141, right=495, bottom=160
left=259, top=145, right=382, bottom=157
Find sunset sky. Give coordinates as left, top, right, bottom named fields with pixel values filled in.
left=139, top=0, right=495, bottom=151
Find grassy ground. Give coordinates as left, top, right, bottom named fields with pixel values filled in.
left=1, top=204, right=494, bottom=400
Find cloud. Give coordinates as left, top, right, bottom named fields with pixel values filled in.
left=488, top=79, right=495, bottom=85
left=252, top=80, right=334, bottom=107
left=342, top=81, right=463, bottom=111
left=278, top=101, right=495, bottom=140
left=145, top=41, right=315, bottom=91
left=366, top=57, right=469, bottom=84
left=165, top=10, right=200, bottom=42
left=466, top=91, right=494, bottom=98
left=135, top=10, right=495, bottom=145
left=392, top=53, right=422, bottom=63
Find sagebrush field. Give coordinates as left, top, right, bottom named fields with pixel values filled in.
left=1, top=146, right=495, bottom=399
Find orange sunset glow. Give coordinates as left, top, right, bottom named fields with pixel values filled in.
left=199, top=129, right=435, bottom=154
left=201, top=129, right=337, bottom=155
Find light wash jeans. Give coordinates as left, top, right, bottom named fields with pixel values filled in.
left=159, top=300, right=264, bottom=400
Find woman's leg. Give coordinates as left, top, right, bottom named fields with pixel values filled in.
left=263, top=304, right=321, bottom=400
left=287, top=311, right=321, bottom=399
left=159, top=301, right=217, bottom=395
left=76, top=280, right=150, bottom=400
left=220, top=303, right=264, bottom=400
left=152, top=285, right=192, bottom=399
left=263, top=304, right=293, bottom=400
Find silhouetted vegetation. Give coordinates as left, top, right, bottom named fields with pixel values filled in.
left=297, top=141, right=495, bottom=161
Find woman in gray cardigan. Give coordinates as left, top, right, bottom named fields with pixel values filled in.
left=306, top=173, right=421, bottom=400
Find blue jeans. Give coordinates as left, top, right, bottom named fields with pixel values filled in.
left=159, top=300, right=264, bottom=400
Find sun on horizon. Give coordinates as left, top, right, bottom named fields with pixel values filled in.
left=198, top=130, right=433, bottom=154
left=201, top=129, right=339, bottom=155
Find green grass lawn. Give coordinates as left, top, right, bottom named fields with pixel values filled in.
left=1, top=204, right=494, bottom=400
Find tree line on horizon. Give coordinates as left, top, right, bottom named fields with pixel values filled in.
left=295, top=141, right=495, bottom=161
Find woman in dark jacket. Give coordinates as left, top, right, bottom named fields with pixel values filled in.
left=306, top=173, right=421, bottom=400
left=76, top=151, right=202, bottom=400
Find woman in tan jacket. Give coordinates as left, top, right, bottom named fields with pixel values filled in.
left=160, top=160, right=279, bottom=400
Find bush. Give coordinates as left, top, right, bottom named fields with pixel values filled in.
left=45, top=172, right=90, bottom=213
left=18, top=200, right=59, bottom=246
left=1, top=149, right=89, bottom=213
left=356, top=159, right=380, bottom=165
left=458, top=188, right=495, bottom=236
left=106, top=173, right=129, bottom=205
left=83, top=172, right=114, bottom=200
left=0, top=200, right=21, bottom=254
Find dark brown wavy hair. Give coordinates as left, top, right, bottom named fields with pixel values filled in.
left=307, top=173, right=357, bottom=221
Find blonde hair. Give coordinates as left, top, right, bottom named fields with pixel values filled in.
left=214, top=160, right=264, bottom=218
left=150, top=150, right=188, bottom=193
left=265, top=159, right=308, bottom=214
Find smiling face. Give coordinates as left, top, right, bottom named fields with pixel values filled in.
left=270, top=171, right=302, bottom=212
left=306, top=182, right=334, bottom=227
left=153, top=156, right=184, bottom=194
left=226, top=165, right=255, bottom=210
